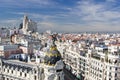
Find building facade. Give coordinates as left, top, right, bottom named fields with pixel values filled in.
left=0, top=43, right=64, bottom=80
left=57, top=40, right=120, bottom=80
left=22, top=15, right=37, bottom=34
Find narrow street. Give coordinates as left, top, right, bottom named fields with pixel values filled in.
left=64, top=69, right=79, bottom=80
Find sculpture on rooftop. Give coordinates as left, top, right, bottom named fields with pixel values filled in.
left=44, top=35, right=61, bottom=66
left=43, top=35, right=64, bottom=80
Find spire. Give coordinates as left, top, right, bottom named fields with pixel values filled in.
left=22, top=14, right=29, bottom=34
left=23, top=15, right=28, bottom=24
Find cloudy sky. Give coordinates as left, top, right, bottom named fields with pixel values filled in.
left=0, top=0, right=120, bottom=32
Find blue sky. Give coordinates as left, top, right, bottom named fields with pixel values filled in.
left=0, top=0, right=120, bottom=32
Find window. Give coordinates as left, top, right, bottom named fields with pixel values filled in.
left=109, top=72, right=111, bottom=76
left=3, top=77, right=5, bottom=80
left=34, top=76, right=37, bottom=80
left=11, top=70, right=13, bottom=74
left=110, top=67, right=111, bottom=70
left=7, top=69, right=9, bottom=73
left=115, top=73, right=117, bottom=77
left=59, top=76, right=60, bottom=80
left=34, top=70, right=37, bottom=73
left=20, top=72, right=22, bottom=76
left=56, top=69, right=62, bottom=72
left=25, top=73, right=27, bottom=77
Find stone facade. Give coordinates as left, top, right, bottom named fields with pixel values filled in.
left=22, top=15, right=37, bottom=34
left=0, top=54, right=64, bottom=80
left=0, top=58, right=42, bottom=80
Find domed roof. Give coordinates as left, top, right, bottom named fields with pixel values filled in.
left=44, top=44, right=61, bottom=66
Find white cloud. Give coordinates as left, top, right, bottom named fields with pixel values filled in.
left=65, top=0, right=120, bottom=32
left=38, top=22, right=54, bottom=28
left=0, top=0, right=55, bottom=8
left=9, top=12, right=50, bottom=20
left=0, top=19, right=21, bottom=28
left=37, top=21, right=56, bottom=32
left=1, top=0, right=120, bottom=32
left=25, top=0, right=53, bottom=5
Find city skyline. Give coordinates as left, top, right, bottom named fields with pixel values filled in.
left=0, top=0, right=120, bottom=32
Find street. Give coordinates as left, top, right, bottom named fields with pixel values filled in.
left=64, top=69, right=79, bottom=80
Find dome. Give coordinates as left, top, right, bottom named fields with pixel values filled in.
left=44, top=44, right=61, bottom=66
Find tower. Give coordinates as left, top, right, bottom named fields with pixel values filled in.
left=22, top=15, right=37, bottom=34
left=43, top=41, right=64, bottom=80
left=22, top=15, right=28, bottom=34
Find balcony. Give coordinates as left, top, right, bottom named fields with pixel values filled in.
left=91, top=53, right=100, bottom=60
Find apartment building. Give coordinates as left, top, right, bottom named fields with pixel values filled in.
left=0, top=42, right=64, bottom=80
left=56, top=33, right=120, bottom=80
